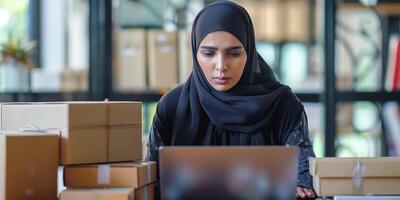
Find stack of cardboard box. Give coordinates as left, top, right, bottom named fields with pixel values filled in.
left=0, top=101, right=157, bottom=200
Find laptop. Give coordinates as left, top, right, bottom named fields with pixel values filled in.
left=159, top=146, right=299, bottom=200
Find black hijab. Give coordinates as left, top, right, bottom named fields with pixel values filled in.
left=171, top=1, right=303, bottom=145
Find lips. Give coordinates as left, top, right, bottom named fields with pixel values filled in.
left=213, top=76, right=231, bottom=85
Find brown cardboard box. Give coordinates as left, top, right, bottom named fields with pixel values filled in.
left=147, top=29, right=178, bottom=90
left=135, top=184, right=155, bottom=200
left=310, top=157, right=400, bottom=196
left=64, top=162, right=157, bottom=188
left=114, top=29, right=147, bottom=91
left=0, top=101, right=142, bottom=165
left=0, top=132, right=59, bottom=200
left=59, top=184, right=155, bottom=200
left=255, top=1, right=286, bottom=42
left=178, top=30, right=192, bottom=84
left=60, top=68, right=88, bottom=92
left=285, top=0, right=310, bottom=42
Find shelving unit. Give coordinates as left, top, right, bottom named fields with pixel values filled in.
left=324, top=0, right=400, bottom=156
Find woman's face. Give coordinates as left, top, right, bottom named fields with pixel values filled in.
left=196, top=31, right=247, bottom=92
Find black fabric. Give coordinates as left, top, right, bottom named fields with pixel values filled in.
left=172, top=0, right=303, bottom=145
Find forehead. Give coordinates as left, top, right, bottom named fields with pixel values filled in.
left=199, top=31, right=244, bottom=48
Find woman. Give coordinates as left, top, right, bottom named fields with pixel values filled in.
left=146, top=1, right=316, bottom=199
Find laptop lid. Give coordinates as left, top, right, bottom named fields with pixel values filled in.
left=159, top=146, right=298, bottom=200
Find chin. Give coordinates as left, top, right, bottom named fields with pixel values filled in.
left=213, top=85, right=233, bottom=92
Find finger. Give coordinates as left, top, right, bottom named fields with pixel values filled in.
left=303, top=188, right=315, bottom=198
left=296, top=187, right=305, bottom=198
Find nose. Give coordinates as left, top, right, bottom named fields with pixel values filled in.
left=215, top=54, right=228, bottom=73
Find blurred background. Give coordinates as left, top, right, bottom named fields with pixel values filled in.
left=1, top=0, right=400, bottom=158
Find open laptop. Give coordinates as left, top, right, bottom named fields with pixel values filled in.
left=159, top=146, right=299, bottom=200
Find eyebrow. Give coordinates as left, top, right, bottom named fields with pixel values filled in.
left=199, top=45, right=244, bottom=51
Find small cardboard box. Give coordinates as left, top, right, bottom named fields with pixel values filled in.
left=64, top=162, right=157, bottom=188
left=178, top=30, right=192, bottom=84
left=310, top=157, right=400, bottom=196
left=0, top=132, right=59, bottom=200
left=147, top=29, right=178, bottom=90
left=114, top=29, right=147, bottom=91
left=0, top=101, right=142, bottom=165
left=59, top=184, right=155, bottom=200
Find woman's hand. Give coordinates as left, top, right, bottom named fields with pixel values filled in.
left=296, top=187, right=315, bottom=199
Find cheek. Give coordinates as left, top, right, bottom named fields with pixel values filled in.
left=196, top=55, right=214, bottom=78
left=232, top=57, right=247, bottom=77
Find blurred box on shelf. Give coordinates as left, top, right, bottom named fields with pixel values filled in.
left=310, top=157, right=400, bottom=196
left=147, top=29, right=178, bottom=90
left=178, top=30, right=192, bottom=83
left=235, top=0, right=312, bottom=43
left=256, top=1, right=286, bottom=42
left=0, top=101, right=142, bottom=165
left=60, top=68, right=88, bottom=92
left=59, top=184, right=155, bottom=200
left=114, top=29, right=147, bottom=91
left=286, top=0, right=310, bottom=42
left=64, top=162, right=157, bottom=188
left=0, top=132, right=59, bottom=200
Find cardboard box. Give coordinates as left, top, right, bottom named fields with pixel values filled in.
left=285, top=0, right=310, bottom=42
left=64, top=162, right=157, bottom=188
left=178, top=30, right=192, bottom=84
left=135, top=183, right=155, bottom=200
left=147, top=29, right=178, bottom=90
left=114, top=29, right=147, bottom=91
left=0, top=101, right=142, bottom=165
left=60, top=68, right=88, bottom=92
left=255, top=1, right=286, bottom=42
left=0, top=132, right=59, bottom=200
left=59, top=184, right=155, bottom=200
left=310, top=157, right=400, bottom=196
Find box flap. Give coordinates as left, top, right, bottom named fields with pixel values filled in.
left=310, top=157, right=400, bottom=178
left=0, top=102, right=107, bottom=130
left=107, top=102, right=141, bottom=125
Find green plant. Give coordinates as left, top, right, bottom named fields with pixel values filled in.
left=0, top=36, right=36, bottom=69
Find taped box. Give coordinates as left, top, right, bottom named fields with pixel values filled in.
left=64, top=162, right=157, bottom=188
left=0, top=132, right=59, bottom=200
left=60, top=184, right=155, bottom=200
left=310, top=157, right=400, bottom=197
left=0, top=101, right=142, bottom=165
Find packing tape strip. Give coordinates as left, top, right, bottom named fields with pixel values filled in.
left=106, top=103, right=110, bottom=161
left=98, top=164, right=111, bottom=184
left=352, top=160, right=365, bottom=192
left=147, top=163, right=152, bottom=183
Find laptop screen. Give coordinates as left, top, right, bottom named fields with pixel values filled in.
left=159, top=146, right=298, bottom=200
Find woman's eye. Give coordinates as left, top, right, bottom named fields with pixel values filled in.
left=229, top=51, right=241, bottom=57
left=201, top=51, right=214, bottom=57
